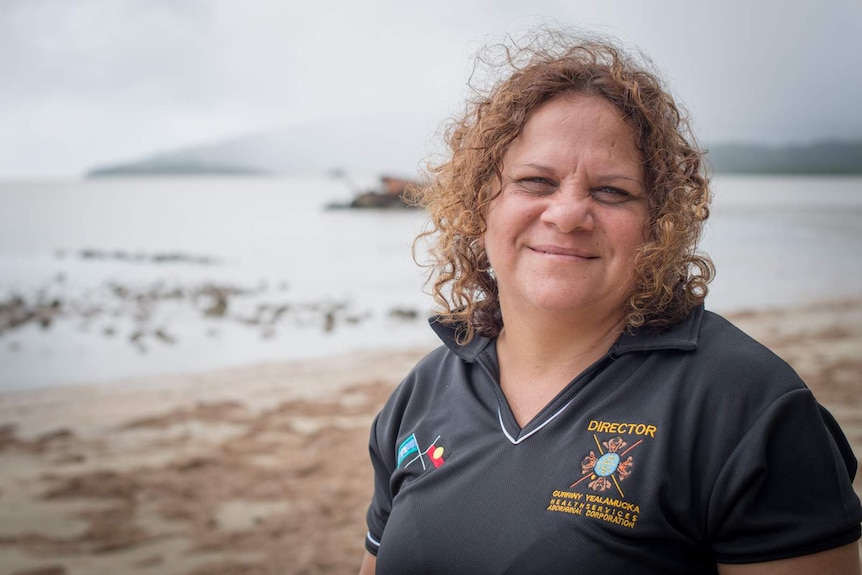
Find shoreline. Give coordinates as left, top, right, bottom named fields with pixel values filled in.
left=1, top=299, right=861, bottom=574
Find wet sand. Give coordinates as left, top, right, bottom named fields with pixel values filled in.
left=1, top=300, right=861, bottom=574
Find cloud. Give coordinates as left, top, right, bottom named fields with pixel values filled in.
left=0, top=0, right=220, bottom=104
left=1, top=0, right=861, bottom=177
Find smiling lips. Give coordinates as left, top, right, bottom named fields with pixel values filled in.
left=530, top=245, right=598, bottom=259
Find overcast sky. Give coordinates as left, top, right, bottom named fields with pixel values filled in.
left=1, top=0, right=860, bottom=178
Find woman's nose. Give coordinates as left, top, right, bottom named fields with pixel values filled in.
left=539, top=189, right=594, bottom=233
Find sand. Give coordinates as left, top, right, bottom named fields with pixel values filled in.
left=1, top=300, right=861, bottom=574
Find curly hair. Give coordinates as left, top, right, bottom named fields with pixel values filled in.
left=412, top=29, right=714, bottom=343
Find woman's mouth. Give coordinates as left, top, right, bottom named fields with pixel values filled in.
left=530, top=245, right=597, bottom=259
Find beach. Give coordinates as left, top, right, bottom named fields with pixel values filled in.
left=1, top=299, right=861, bottom=574
left=3, top=175, right=862, bottom=391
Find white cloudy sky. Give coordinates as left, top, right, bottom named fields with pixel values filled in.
left=1, top=0, right=860, bottom=178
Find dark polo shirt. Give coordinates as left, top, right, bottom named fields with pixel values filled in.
left=365, top=307, right=862, bottom=574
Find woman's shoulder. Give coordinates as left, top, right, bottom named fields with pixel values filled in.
left=698, top=310, right=800, bottom=378
left=672, top=310, right=814, bottom=416
left=376, top=343, right=467, bottom=415
left=621, top=307, right=801, bottom=387
left=620, top=307, right=809, bottom=403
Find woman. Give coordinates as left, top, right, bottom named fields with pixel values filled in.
left=359, top=31, right=862, bottom=574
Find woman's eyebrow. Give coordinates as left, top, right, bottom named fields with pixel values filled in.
left=596, top=174, right=643, bottom=185
left=505, top=162, right=556, bottom=175
left=511, top=163, right=644, bottom=186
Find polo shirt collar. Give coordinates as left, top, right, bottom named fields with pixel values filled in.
left=429, top=305, right=703, bottom=362
left=610, top=305, right=702, bottom=356
left=429, top=317, right=494, bottom=362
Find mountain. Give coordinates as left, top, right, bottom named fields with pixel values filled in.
left=86, top=114, right=440, bottom=178
left=86, top=117, right=862, bottom=178
left=706, top=140, right=862, bottom=174
left=87, top=161, right=268, bottom=177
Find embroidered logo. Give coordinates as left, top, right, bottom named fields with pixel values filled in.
left=397, top=434, right=420, bottom=467
left=426, top=436, right=446, bottom=468
left=546, top=421, right=655, bottom=529
left=571, top=435, right=641, bottom=497
left=397, top=433, right=447, bottom=470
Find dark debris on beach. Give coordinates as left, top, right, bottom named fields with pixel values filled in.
left=55, top=249, right=222, bottom=266
left=1, top=278, right=420, bottom=353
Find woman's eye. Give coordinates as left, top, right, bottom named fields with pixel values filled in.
left=592, top=187, right=633, bottom=204
left=516, top=177, right=555, bottom=195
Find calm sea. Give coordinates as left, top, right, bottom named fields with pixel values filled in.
left=1, top=175, right=861, bottom=390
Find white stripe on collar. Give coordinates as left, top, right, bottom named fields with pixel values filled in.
left=497, top=397, right=576, bottom=445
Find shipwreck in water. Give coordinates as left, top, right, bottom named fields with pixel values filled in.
left=328, top=174, right=423, bottom=209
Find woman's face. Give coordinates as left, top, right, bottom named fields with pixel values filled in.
left=483, top=93, right=649, bottom=326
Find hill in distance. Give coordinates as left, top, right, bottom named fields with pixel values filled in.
left=86, top=114, right=442, bottom=179
left=707, top=140, right=862, bottom=174
left=86, top=116, right=862, bottom=178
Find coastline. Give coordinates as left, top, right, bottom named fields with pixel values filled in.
left=1, top=299, right=861, bottom=574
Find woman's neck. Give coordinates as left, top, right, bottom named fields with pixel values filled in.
left=499, top=306, right=624, bottom=369
left=495, top=307, right=625, bottom=427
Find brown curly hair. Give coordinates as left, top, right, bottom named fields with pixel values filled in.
left=412, top=29, right=714, bottom=343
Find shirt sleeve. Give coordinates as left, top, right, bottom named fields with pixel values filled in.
left=708, top=388, right=862, bottom=563
left=365, top=409, right=395, bottom=555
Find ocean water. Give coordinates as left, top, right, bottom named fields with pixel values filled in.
left=1, top=175, right=861, bottom=390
